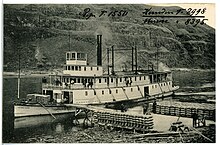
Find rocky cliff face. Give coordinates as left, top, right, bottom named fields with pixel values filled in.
left=3, top=4, right=215, bottom=71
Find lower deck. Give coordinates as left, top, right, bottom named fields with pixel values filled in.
left=42, top=81, right=179, bottom=104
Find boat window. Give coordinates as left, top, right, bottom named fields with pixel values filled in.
left=152, top=85, right=154, bottom=89
left=140, top=76, right=141, bottom=80
left=109, top=90, right=111, bottom=94
left=120, top=78, right=122, bottom=82
left=105, top=78, right=107, bottom=82
left=150, top=75, right=153, bottom=83
left=131, top=88, right=133, bottom=92
left=85, top=91, right=88, bottom=96
left=164, top=83, right=166, bottom=86
left=72, top=53, right=76, bottom=60
left=91, top=67, right=93, bottom=71
left=138, top=87, right=140, bottom=91
left=68, top=66, right=71, bottom=70
left=116, top=89, right=118, bottom=93
left=94, top=91, right=96, bottom=95
left=66, top=53, right=70, bottom=60
left=165, top=73, right=167, bottom=80
left=77, top=53, right=80, bottom=60
left=135, top=77, right=136, bottom=81
left=154, top=75, right=157, bottom=82
left=79, top=66, right=81, bottom=71
left=144, top=76, right=146, bottom=80
left=72, top=66, right=74, bottom=70
left=78, top=78, right=80, bottom=83
left=111, top=78, right=113, bottom=83
left=97, top=67, right=99, bottom=71
left=102, top=90, right=104, bottom=95
left=155, top=85, right=157, bottom=88
left=73, top=78, right=76, bottom=83
left=75, top=66, right=78, bottom=71
left=161, top=83, right=163, bottom=86
left=84, top=67, right=86, bottom=71
left=99, top=79, right=101, bottom=83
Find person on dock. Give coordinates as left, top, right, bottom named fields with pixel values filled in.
left=192, top=113, right=198, bottom=127
left=152, top=100, right=157, bottom=113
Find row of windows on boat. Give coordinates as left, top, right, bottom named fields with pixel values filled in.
left=84, top=82, right=171, bottom=96
left=61, top=76, right=148, bottom=84
left=66, top=52, right=87, bottom=60
left=61, top=74, right=168, bottom=84
left=65, top=65, right=100, bottom=71
left=43, top=74, right=169, bottom=87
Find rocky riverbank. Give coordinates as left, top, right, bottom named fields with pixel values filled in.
left=23, top=124, right=215, bottom=143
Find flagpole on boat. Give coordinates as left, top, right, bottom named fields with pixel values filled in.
left=17, top=47, right=21, bottom=99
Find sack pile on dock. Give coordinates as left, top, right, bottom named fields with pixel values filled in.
left=156, top=101, right=215, bottom=110
left=92, top=111, right=154, bottom=132
left=148, top=103, right=215, bottom=121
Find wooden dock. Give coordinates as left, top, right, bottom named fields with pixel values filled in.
left=65, top=104, right=154, bottom=132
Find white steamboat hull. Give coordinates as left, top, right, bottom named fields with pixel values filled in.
left=14, top=105, right=77, bottom=129
left=14, top=113, right=74, bottom=129
left=14, top=105, right=76, bottom=118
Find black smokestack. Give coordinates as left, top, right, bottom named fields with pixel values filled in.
left=97, top=35, right=102, bottom=66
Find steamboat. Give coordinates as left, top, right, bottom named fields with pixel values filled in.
left=14, top=35, right=179, bottom=120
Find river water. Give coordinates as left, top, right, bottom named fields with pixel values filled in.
left=2, top=70, right=215, bottom=143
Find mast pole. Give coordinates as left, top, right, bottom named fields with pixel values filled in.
left=107, top=48, right=110, bottom=75
left=111, top=45, right=114, bottom=75
left=135, top=45, right=138, bottom=74
left=69, top=32, right=71, bottom=51
left=157, top=45, right=159, bottom=71
left=132, top=47, right=134, bottom=71
left=17, top=48, right=20, bottom=99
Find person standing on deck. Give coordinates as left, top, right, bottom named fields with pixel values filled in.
left=152, top=100, right=157, bottom=113
left=192, top=113, right=198, bottom=127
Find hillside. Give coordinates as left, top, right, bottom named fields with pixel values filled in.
left=3, top=4, right=215, bottom=72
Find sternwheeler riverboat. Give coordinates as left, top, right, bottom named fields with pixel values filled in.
left=14, top=35, right=179, bottom=120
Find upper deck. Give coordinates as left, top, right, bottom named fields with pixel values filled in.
left=64, top=51, right=103, bottom=76
left=42, top=70, right=172, bottom=90
left=66, top=51, right=87, bottom=65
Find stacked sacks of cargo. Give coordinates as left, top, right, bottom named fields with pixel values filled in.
left=93, top=110, right=154, bottom=132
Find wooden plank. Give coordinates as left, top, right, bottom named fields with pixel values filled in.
left=130, top=132, right=183, bottom=138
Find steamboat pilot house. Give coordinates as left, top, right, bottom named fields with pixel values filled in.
left=42, top=37, right=179, bottom=105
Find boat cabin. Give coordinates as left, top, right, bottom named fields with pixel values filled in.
left=63, top=51, right=103, bottom=76
left=26, top=94, right=50, bottom=104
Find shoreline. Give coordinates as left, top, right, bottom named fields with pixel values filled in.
left=3, top=68, right=215, bottom=78
left=16, top=120, right=215, bottom=143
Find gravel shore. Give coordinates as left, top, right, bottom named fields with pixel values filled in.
left=24, top=124, right=215, bottom=143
